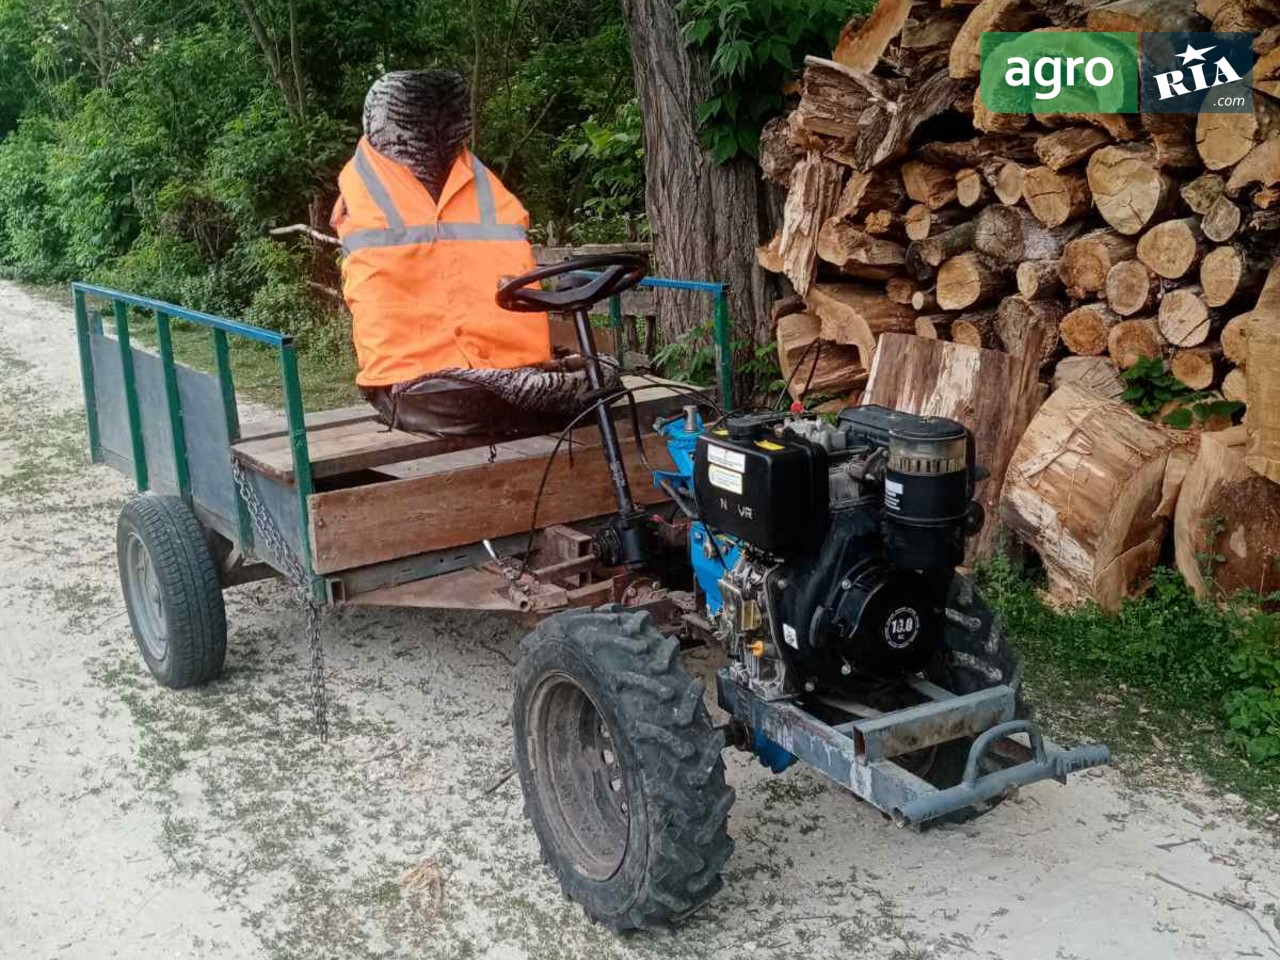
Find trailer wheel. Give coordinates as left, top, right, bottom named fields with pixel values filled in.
left=513, top=607, right=734, bottom=931
left=117, top=495, right=227, bottom=689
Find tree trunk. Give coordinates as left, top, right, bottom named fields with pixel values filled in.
left=623, top=0, right=777, bottom=392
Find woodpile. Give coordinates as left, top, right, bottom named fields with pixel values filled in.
left=758, top=0, right=1280, bottom=605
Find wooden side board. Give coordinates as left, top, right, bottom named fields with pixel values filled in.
left=307, top=435, right=673, bottom=574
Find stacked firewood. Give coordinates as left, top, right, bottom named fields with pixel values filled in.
left=759, top=0, right=1280, bottom=605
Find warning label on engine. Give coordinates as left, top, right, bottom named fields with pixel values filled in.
left=884, top=478, right=904, bottom=513
left=707, top=463, right=743, bottom=494
left=706, top=443, right=746, bottom=473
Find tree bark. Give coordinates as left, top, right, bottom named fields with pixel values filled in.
left=623, top=0, right=778, bottom=391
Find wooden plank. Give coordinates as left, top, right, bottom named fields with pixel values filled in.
left=308, top=435, right=673, bottom=574
left=232, top=417, right=470, bottom=483
left=239, top=405, right=375, bottom=441
left=231, top=376, right=700, bottom=484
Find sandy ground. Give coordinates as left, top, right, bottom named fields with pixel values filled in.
left=0, top=279, right=1277, bottom=960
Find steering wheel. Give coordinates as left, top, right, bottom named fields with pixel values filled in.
left=496, top=253, right=648, bottom=313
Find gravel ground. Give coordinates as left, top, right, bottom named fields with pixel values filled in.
left=1, top=280, right=1277, bottom=960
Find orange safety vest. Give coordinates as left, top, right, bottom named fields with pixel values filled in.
left=331, top=138, right=551, bottom=387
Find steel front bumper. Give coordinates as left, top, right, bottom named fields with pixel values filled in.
left=716, top=669, right=1110, bottom=826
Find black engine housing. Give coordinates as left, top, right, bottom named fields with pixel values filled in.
left=696, top=406, right=980, bottom=694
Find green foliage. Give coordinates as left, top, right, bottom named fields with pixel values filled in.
left=979, top=554, right=1280, bottom=769
left=1120, top=356, right=1244, bottom=428
left=0, top=0, right=642, bottom=345
left=679, top=0, right=870, bottom=162
left=653, top=321, right=718, bottom=385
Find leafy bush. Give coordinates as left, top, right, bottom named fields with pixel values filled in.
left=980, top=554, right=1280, bottom=767
left=555, top=99, right=647, bottom=243
left=679, top=0, right=870, bottom=161
left=1121, top=355, right=1244, bottom=428
left=0, top=118, right=64, bottom=280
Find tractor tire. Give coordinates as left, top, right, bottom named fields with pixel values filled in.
left=512, top=607, right=735, bottom=931
left=117, top=494, right=227, bottom=689
left=912, top=572, right=1030, bottom=818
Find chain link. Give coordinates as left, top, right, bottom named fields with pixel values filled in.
left=230, top=458, right=329, bottom=741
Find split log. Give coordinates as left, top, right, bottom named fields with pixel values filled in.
left=955, top=167, right=988, bottom=207
left=1108, top=317, right=1164, bottom=370
left=915, top=314, right=948, bottom=338
left=1222, top=312, right=1253, bottom=367
left=951, top=310, right=1000, bottom=348
left=1175, top=426, right=1280, bottom=600
left=1223, top=367, right=1248, bottom=402
left=832, top=0, right=913, bottom=71
left=1170, top=345, right=1223, bottom=390
left=794, top=57, right=893, bottom=141
left=917, top=222, right=976, bottom=266
left=973, top=205, right=1079, bottom=263
left=1245, top=312, right=1280, bottom=484
left=885, top=276, right=920, bottom=305
left=1088, top=144, right=1176, bottom=235
left=936, top=252, right=1006, bottom=310
left=997, top=295, right=1064, bottom=367
left=986, top=159, right=1026, bottom=204
left=834, top=171, right=907, bottom=220
left=1197, top=94, right=1280, bottom=172
left=1226, top=139, right=1280, bottom=197
left=816, top=219, right=906, bottom=281
left=1135, top=217, right=1208, bottom=280
left=1201, top=245, right=1267, bottom=308
left=771, top=294, right=807, bottom=327
left=778, top=152, right=846, bottom=296
left=1158, top=287, right=1213, bottom=347
left=1061, top=229, right=1137, bottom=300
left=1000, top=382, right=1192, bottom=611
left=903, top=204, right=968, bottom=241
left=1034, top=126, right=1110, bottom=171
left=902, top=161, right=957, bottom=209
left=776, top=312, right=868, bottom=402
left=863, top=209, right=898, bottom=236
left=1061, top=302, right=1121, bottom=356
left=949, top=0, right=1038, bottom=78
left=973, top=90, right=1031, bottom=134
left=1201, top=195, right=1242, bottom=242
left=910, top=288, right=939, bottom=312
left=1105, top=259, right=1159, bottom=316
left=756, top=235, right=785, bottom=273
left=1052, top=355, right=1126, bottom=400
left=865, top=330, right=1047, bottom=560
left=1180, top=173, right=1227, bottom=215
left=842, top=64, right=968, bottom=171
left=1022, top=166, right=1091, bottom=227
left=1016, top=259, right=1065, bottom=300
left=1086, top=0, right=1203, bottom=33
left=1143, top=113, right=1201, bottom=170
left=808, top=283, right=918, bottom=366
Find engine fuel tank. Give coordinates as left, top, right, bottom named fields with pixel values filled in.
left=694, top=415, right=828, bottom=557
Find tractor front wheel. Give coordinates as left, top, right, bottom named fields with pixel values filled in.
left=512, top=607, right=734, bottom=931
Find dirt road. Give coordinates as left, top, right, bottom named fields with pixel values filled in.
left=1, top=280, right=1277, bottom=960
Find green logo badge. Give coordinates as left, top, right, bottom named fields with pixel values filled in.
left=980, top=32, right=1140, bottom=114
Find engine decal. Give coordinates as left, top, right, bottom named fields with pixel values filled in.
left=883, top=606, right=921, bottom=649
left=707, top=463, right=744, bottom=494
left=706, top=443, right=746, bottom=472
left=782, top=622, right=799, bottom=649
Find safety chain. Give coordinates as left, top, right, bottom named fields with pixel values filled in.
left=230, top=458, right=329, bottom=742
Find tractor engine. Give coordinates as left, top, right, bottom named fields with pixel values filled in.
left=692, top=406, right=982, bottom=700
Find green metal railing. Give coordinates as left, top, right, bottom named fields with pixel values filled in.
left=72, top=282, right=316, bottom=582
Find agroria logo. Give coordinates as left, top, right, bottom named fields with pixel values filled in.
left=979, top=31, right=1254, bottom=114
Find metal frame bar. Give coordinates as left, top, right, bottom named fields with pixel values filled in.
left=154, top=311, right=191, bottom=498
left=114, top=301, right=149, bottom=492
left=73, top=289, right=103, bottom=464
left=212, top=328, right=255, bottom=553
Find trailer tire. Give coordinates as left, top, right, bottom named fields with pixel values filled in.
left=117, top=494, right=227, bottom=689
left=513, top=607, right=734, bottom=931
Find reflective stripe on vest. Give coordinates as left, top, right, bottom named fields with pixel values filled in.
left=343, top=148, right=521, bottom=256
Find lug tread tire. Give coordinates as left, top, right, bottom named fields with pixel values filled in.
left=514, top=607, right=734, bottom=931
left=117, top=494, right=227, bottom=689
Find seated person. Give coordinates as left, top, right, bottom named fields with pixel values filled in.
left=331, top=69, right=611, bottom=438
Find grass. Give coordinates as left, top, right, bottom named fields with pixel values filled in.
left=980, top=554, right=1280, bottom=815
